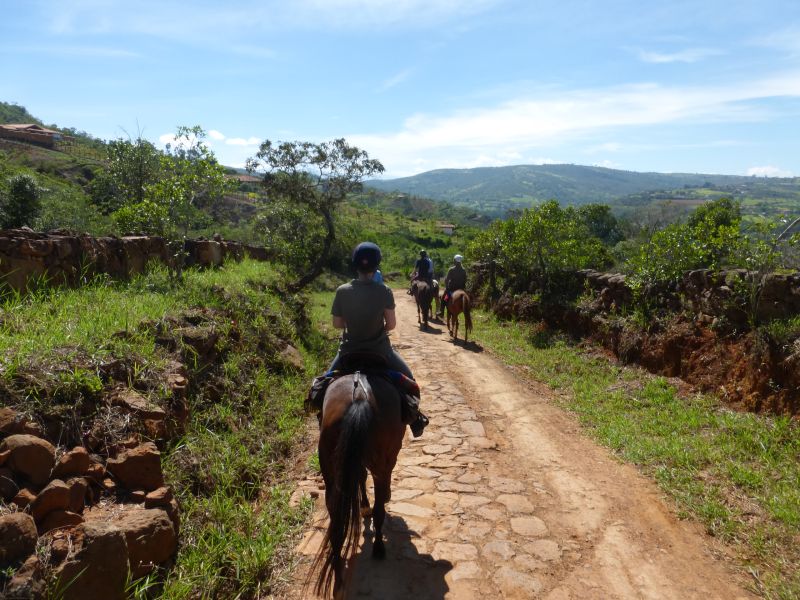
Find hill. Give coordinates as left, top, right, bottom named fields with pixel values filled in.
left=368, top=164, right=800, bottom=217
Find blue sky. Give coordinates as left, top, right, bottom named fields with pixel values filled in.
left=2, top=0, right=800, bottom=178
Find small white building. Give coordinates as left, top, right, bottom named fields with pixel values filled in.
left=437, top=222, right=456, bottom=235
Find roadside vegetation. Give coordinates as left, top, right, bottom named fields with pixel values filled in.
left=470, top=311, right=800, bottom=599
left=1, top=260, right=326, bottom=598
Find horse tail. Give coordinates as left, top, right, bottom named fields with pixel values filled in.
left=464, top=294, right=473, bottom=335
left=314, top=375, right=373, bottom=597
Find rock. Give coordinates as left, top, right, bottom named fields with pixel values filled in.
left=175, top=326, right=219, bottom=360
left=460, top=421, right=486, bottom=437
left=493, top=566, right=543, bottom=596
left=106, top=442, right=164, bottom=491
left=525, top=539, right=561, bottom=561
left=495, top=494, right=535, bottom=514
left=109, top=389, right=166, bottom=421
left=66, top=478, right=88, bottom=514
left=0, top=512, right=38, bottom=567
left=0, top=466, right=19, bottom=501
left=55, top=522, right=129, bottom=600
left=0, top=434, right=56, bottom=486
left=13, top=488, right=36, bottom=508
left=144, top=486, right=173, bottom=509
left=0, top=407, right=42, bottom=438
left=279, top=344, right=305, bottom=371
left=390, top=502, right=435, bottom=518
left=482, top=540, right=516, bottom=561
left=4, top=553, right=45, bottom=598
left=38, top=510, right=84, bottom=535
left=31, top=479, right=71, bottom=522
left=52, top=447, right=91, bottom=479
left=162, top=498, right=180, bottom=531
left=118, top=508, right=178, bottom=577
left=85, top=461, right=105, bottom=482
left=510, top=516, right=549, bottom=538
left=432, top=542, right=479, bottom=561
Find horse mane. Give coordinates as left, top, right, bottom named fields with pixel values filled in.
left=313, top=374, right=373, bottom=597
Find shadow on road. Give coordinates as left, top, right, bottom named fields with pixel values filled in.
left=419, top=323, right=444, bottom=335
left=344, top=514, right=452, bottom=600
left=450, top=338, right=484, bottom=353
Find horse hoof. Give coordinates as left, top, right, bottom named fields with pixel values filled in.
left=372, top=541, right=386, bottom=560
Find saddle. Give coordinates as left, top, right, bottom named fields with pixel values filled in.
left=305, top=353, right=422, bottom=425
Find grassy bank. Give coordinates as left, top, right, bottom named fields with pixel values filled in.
left=1, top=260, right=325, bottom=598
left=470, top=310, right=800, bottom=599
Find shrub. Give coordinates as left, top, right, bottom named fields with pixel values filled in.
left=0, top=173, right=42, bottom=228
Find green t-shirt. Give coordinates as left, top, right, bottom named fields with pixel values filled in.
left=331, top=279, right=395, bottom=355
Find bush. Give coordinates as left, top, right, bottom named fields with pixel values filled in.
left=0, top=173, right=42, bottom=228
left=468, top=200, right=610, bottom=298
left=112, top=200, right=170, bottom=236
left=626, top=198, right=744, bottom=294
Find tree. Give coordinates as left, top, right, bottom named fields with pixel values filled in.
left=91, top=136, right=162, bottom=214
left=0, top=174, right=42, bottom=228
left=150, top=126, right=231, bottom=237
left=577, top=203, right=623, bottom=245
left=246, top=138, right=384, bottom=291
left=468, top=200, right=610, bottom=297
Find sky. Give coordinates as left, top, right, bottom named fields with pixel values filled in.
left=2, top=0, right=800, bottom=178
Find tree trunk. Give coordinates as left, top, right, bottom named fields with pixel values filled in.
left=289, top=206, right=335, bottom=292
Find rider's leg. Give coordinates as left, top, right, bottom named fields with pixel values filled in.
left=386, top=348, right=413, bottom=379
left=386, top=348, right=428, bottom=437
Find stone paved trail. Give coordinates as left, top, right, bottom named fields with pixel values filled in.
left=285, top=294, right=755, bottom=599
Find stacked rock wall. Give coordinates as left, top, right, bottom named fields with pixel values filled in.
left=578, top=268, right=800, bottom=323
left=0, top=229, right=270, bottom=293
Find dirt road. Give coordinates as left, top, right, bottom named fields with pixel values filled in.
left=289, top=294, right=755, bottom=599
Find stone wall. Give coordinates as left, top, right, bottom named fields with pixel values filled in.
left=578, top=268, right=800, bottom=323
left=0, top=229, right=270, bottom=293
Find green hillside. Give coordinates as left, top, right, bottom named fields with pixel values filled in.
left=368, top=164, right=800, bottom=217
left=0, top=102, right=42, bottom=125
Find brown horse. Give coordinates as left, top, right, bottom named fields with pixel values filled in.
left=312, top=371, right=406, bottom=599
left=446, top=289, right=473, bottom=342
left=411, top=280, right=433, bottom=328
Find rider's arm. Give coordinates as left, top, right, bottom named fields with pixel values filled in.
left=384, top=309, right=397, bottom=331
left=332, top=316, right=346, bottom=329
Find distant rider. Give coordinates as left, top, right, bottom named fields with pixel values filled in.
left=439, top=254, right=467, bottom=317
left=408, top=249, right=434, bottom=294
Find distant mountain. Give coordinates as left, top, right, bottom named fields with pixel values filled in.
left=367, top=164, right=771, bottom=216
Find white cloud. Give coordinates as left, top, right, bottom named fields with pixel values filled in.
left=746, top=165, right=794, bottom=177
left=4, top=44, right=141, bottom=58
left=43, top=0, right=499, bottom=38
left=752, top=26, right=800, bottom=56
left=208, top=130, right=226, bottom=141
left=637, top=47, right=723, bottom=64
left=379, top=68, right=414, bottom=92
left=225, top=137, right=262, bottom=146
left=349, top=70, right=800, bottom=176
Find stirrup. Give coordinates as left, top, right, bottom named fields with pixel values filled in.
left=410, top=413, right=429, bottom=438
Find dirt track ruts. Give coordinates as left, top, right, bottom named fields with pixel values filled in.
left=287, top=294, right=755, bottom=599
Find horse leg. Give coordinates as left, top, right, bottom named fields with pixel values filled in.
left=371, top=475, right=391, bottom=560
left=360, top=467, right=372, bottom=518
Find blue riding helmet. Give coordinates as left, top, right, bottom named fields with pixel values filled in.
left=352, top=242, right=382, bottom=271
